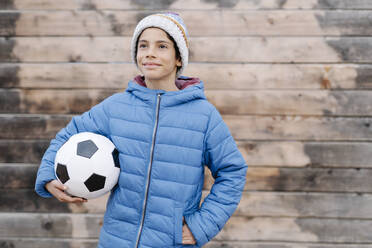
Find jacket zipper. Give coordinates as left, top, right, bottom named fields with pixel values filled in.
left=135, top=93, right=162, bottom=248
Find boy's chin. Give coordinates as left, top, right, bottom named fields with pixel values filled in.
left=143, top=71, right=175, bottom=81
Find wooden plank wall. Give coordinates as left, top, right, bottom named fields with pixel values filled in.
left=1, top=0, right=372, bottom=247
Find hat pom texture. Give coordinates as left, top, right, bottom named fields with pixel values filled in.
left=131, top=13, right=189, bottom=77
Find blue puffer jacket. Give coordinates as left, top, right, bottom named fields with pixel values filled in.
left=35, top=76, right=247, bottom=248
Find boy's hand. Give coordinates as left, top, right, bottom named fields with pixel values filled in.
left=45, top=179, right=87, bottom=203
left=182, top=218, right=196, bottom=245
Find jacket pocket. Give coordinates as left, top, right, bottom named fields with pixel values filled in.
left=174, top=206, right=183, bottom=245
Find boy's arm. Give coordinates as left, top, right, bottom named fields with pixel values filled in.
left=184, top=107, right=248, bottom=246
left=35, top=99, right=111, bottom=198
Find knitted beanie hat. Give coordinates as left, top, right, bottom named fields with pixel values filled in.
left=131, top=12, right=189, bottom=77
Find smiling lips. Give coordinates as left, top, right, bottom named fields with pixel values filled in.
left=143, top=62, right=161, bottom=68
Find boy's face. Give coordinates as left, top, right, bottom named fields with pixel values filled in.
left=136, top=28, right=182, bottom=82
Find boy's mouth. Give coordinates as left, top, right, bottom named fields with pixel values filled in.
left=143, top=62, right=161, bottom=67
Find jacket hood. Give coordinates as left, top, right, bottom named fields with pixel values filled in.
left=126, top=75, right=207, bottom=107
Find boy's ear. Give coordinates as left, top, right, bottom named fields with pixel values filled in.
left=176, top=58, right=182, bottom=67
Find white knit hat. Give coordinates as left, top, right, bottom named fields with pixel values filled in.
left=131, top=12, right=189, bottom=77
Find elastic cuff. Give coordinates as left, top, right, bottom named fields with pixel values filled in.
left=35, top=177, right=55, bottom=198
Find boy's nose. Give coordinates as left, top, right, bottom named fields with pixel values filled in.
left=145, top=46, right=156, bottom=58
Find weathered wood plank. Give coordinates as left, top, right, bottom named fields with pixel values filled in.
left=235, top=192, right=372, bottom=219
left=225, top=115, right=372, bottom=141
left=205, top=167, right=372, bottom=193
left=3, top=0, right=372, bottom=10
left=2, top=114, right=372, bottom=141
left=5, top=140, right=372, bottom=168
left=214, top=216, right=372, bottom=243
left=2, top=89, right=372, bottom=116
left=0, top=238, right=97, bottom=248
left=0, top=163, right=38, bottom=189
left=2, top=10, right=372, bottom=36
left=206, top=242, right=372, bottom=248
left=205, top=90, right=372, bottom=116
left=2, top=63, right=372, bottom=90
left=3, top=163, right=372, bottom=193
left=2, top=213, right=372, bottom=243
left=0, top=89, right=113, bottom=114
left=2, top=37, right=372, bottom=63
left=0, top=239, right=370, bottom=248
left=238, top=141, right=372, bottom=168
left=0, top=139, right=49, bottom=163
left=4, top=189, right=372, bottom=220
left=0, top=114, right=70, bottom=139
left=0, top=213, right=102, bottom=238
left=0, top=189, right=109, bottom=214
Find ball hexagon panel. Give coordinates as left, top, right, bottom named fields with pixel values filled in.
left=77, top=139, right=98, bottom=159
left=84, top=173, right=106, bottom=192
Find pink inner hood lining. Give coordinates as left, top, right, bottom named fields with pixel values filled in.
left=134, top=75, right=200, bottom=90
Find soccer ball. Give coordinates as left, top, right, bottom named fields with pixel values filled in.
left=54, top=132, right=120, bottom=199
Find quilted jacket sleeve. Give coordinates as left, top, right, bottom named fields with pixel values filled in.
left=184, top=107, right=247, bottom=247
left=34, top=99, right=111, bottom=198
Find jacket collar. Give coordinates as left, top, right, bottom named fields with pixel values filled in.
left=126, top=75, right=206, bottom=106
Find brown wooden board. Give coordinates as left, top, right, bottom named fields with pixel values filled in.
left=2, top=63, right=372, bottom=90
left=4, top=140, right=372, bottom=168
left=2, top=213, right=372, bottom=243
left=0, top=212, right=102, bottom=238
left=0, top=239, right=370, bottom=248
left=224, top=115, right=372, bottom=141
left=214, top=216, right=372, bottom=243
left=238, top=141, right=372, bottom=168
left=3, top=0, right=372, bottom=10
left=3, top=163, right=372, bottom=193
left=2, top=89, right=372, bottom=116
left=0, top=238, right=97, bottom=248
left=0, top=189, right=109, bottom=214
left=2, top=37, right=372, bottom=63
left=0, top=139, right=49, bottom=163
left=0, top=163, right=38, bottom=189
left=2, top=10, right=372, bottom=36
left=0, top=114, right=71, bottom=139
left=2, top=114, right=372, bottom=141
left=3, top=189, right=372, bottom=220
left=204, top=167, right=372, bottom=193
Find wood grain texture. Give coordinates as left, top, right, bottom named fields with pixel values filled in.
left=0, top=239, right=371, bottom=248
left=2, top=63, right=372, bottom=90
left=204, top=167, right=372, bottom=193
left=2, top=37, right=372, bottom=63
left=2, top=89, right=372, bottom=116
left=215, top=216, right=372, bottom=243
left=2, top=213, right=372, bottom=242
left=2, top=114, right=372, bottom=141
left=0, top=114, right=70, bottom=139
left=2, top=10, right=372, bottom=36
left=4, top=189, right=372, bottom=220
left=0, top=213, right=102, bottom=238
left=5, top=140, right=372, bottom=168
left=238, top=141, right=372, bottom=168
left=1, top=0, right=372, bottom=246
left=225, top=115, right=372, bottom=141
left=3, top=0, right=372, bottom=10
left=3, top=163, right=372, bottom=193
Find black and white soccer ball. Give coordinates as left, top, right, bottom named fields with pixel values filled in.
left=54, top=132, right=120, bottom=199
